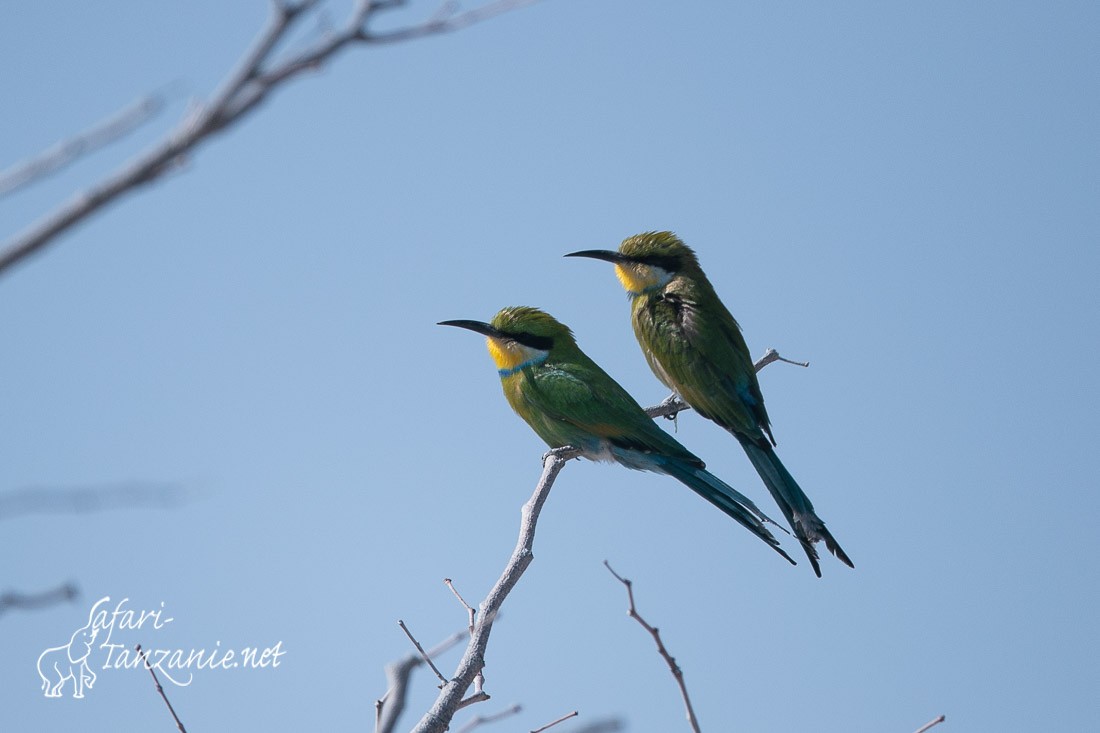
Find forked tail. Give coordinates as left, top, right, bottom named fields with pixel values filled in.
left=738, top=437, right=853, bottom=577
left=658, top=457, right=797, bottom=566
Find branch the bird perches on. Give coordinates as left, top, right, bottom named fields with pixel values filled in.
left=408, top=348, right=802, bottom=733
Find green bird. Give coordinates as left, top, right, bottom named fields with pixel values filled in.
left=566, top=232, right=852, bottom=576
left=439, top=306, right=796, bottom=566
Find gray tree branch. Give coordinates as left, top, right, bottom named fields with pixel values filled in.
left=0, top=92, right=167, bottom=198
left=0, top=480, right=182, bottom=520
left=375, top=630, right=466, bottom=733
left=135, top=643, right=188, bottom=732
left=645, top=348, right=809, bottom=420
left=409, top=448, right=577, bottom=733
left=408, top=347, right=803, bottom=732
left=604, top=561, right=700, bottom=733
left=0, top=583, right=78, bottom=616
left=455, top=703, right=523, bottom=733
left=0, top=0, right=539, bottom=277
left=913, top=714, right=946, bottom=733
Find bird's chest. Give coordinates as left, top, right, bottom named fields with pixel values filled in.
left=631, top=293, right=694, bottom=390
left=633, top=291, right=694, bottom=345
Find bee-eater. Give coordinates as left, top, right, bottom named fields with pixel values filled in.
left=566, top=232, right=852, bottom=577
left=439, top=306, right=796, bottom=566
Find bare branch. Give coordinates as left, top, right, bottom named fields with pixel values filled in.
left=0, top=93, right=167, bottom=198
left=0, top=583, right=78, bottom=616
left=913, top=714, right=947, bottom=733
left=376, top=630, right=466, bottom=733
left=754, top=347, right=809, bottom=370
left=135, top=644, right=187, bottom=733
left=530, top=710, right=578, bottom=733
left=0, top=481, right=183, bottom=520
left=570, top=721, right=625, bottom=733
left=398, top=619, right=450, bottom=685
left=443, top=576, right=489, bottom=698
left=457, top=691, right=491, bottom=709
left=363, top=0, right=541, bottom=44
left=456, top=703, right=523, bottom=733
left=645, top=348, right=809, bottom=421
left=444, top=578, right=477, bottom=634
left=0, top=0, right=540, bottom=277
left=403, top=343, right=805, bottom=731
left=645, top=394, right=691, bottom=420
left=604, top=561, right=701, bottom=733
left=409, top=449, right=575, bottom=733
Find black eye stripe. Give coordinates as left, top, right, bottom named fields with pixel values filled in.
left=635, top=254, right=680, bottom=272
left=504, top=332, right=554, bottom=350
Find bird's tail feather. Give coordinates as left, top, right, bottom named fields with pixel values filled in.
left=737, top=436, right=853, bottom=577
left=657, top=457, right=797, bottom=566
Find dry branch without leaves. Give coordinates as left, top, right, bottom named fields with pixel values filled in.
left=0, top=0, right=539, bottom=276
left=0, top=481, right=182, bottom=520
left=408, top=450, right=575, bottom=733
left=135, top=644, right=188, bottom=733
left=0, top=92, right=167, bottom=198
left=530, top=709, right=579, bottom=732
left=454, top=703, right=523, bottom=733
left=375, top=631, right=466, bottom=733
left=645, top=347, right=807, bottom=421
left=398, top=619, right=451, bottom=685
left=913, top=714, right=947, bottom=733
left=604, top=562, right=700, bottom=733
left=0, top=583, right=78, bottom=616
left=407, top=349, right=801, bottom=732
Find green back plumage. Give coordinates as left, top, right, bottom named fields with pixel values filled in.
left=575, top=232, right=853, bottom=575
left=621, top=232, right=774, bottom=446
left=490, top=307, right=703, bottom=466
left=442, top=305, right=797, bottom=566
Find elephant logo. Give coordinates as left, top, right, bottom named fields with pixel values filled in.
left=37, top=604, right=101, bottom=698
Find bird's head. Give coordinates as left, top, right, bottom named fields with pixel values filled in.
left=565, top=231, right=699, bottom=296
left=439, top=306, right=574, bottom=376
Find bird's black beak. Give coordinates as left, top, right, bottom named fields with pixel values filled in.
left=438, top=319, right=507, bottom=339
left=564, top=249, right=629, bottom=264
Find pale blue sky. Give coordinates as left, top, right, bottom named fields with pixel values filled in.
left=3, top=1, right=1098, bottom=731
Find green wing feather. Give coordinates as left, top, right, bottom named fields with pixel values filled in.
left=633, top=281, right=772, bottom=444
left=509, top=357, right=704, bottom=467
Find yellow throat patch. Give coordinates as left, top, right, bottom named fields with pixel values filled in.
left=615, top=262, right=665, bottom=295
left=486, top=337, right=544, bottom=374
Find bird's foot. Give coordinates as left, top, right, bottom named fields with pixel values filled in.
left=542, top=445, right=580, bottom=464
left=659, top=394, right=688, bottom=423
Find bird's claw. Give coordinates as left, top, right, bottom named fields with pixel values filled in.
left=658, top=393, right=681, bottom=408
left=542, top=445, right=579, bottom=464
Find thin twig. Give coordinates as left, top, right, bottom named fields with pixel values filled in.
left=456, top=703, right=522, bottom=733
left=570, top=721, right=625, bottom=733
left=645, top=348, right=808, bottom=420
left=645, top=394, right=691, bottom=420
left=913, top=714, right=946, bottom=733
left=530, top=710, right=579, bottom=733
left=408, top=345, right=803, bottom=732
left=398, top=619, right=450, bottom=685
left=376, top=630, right=466, bottom=733
left=0, top=583, right=78, bottom=616
left=604, top=561, right=701, bottom=733
left=755, top=347, right=809, bottom=370
left=363, top=0, right=539, bottom=43
left=0, top=481, right=183, bottom=520
left=446, top=576, right=487, bottom=715
left=444, top=578, right=477, bottom=634
left=0, top=0, right=540, bottom=276
left=0, top=93, right=168, bottom=198
left=409, top=448, right=579, bottom=733
left=135, top=644, right=187, bottom=733
left=457, top=691, right=491, bottom=709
